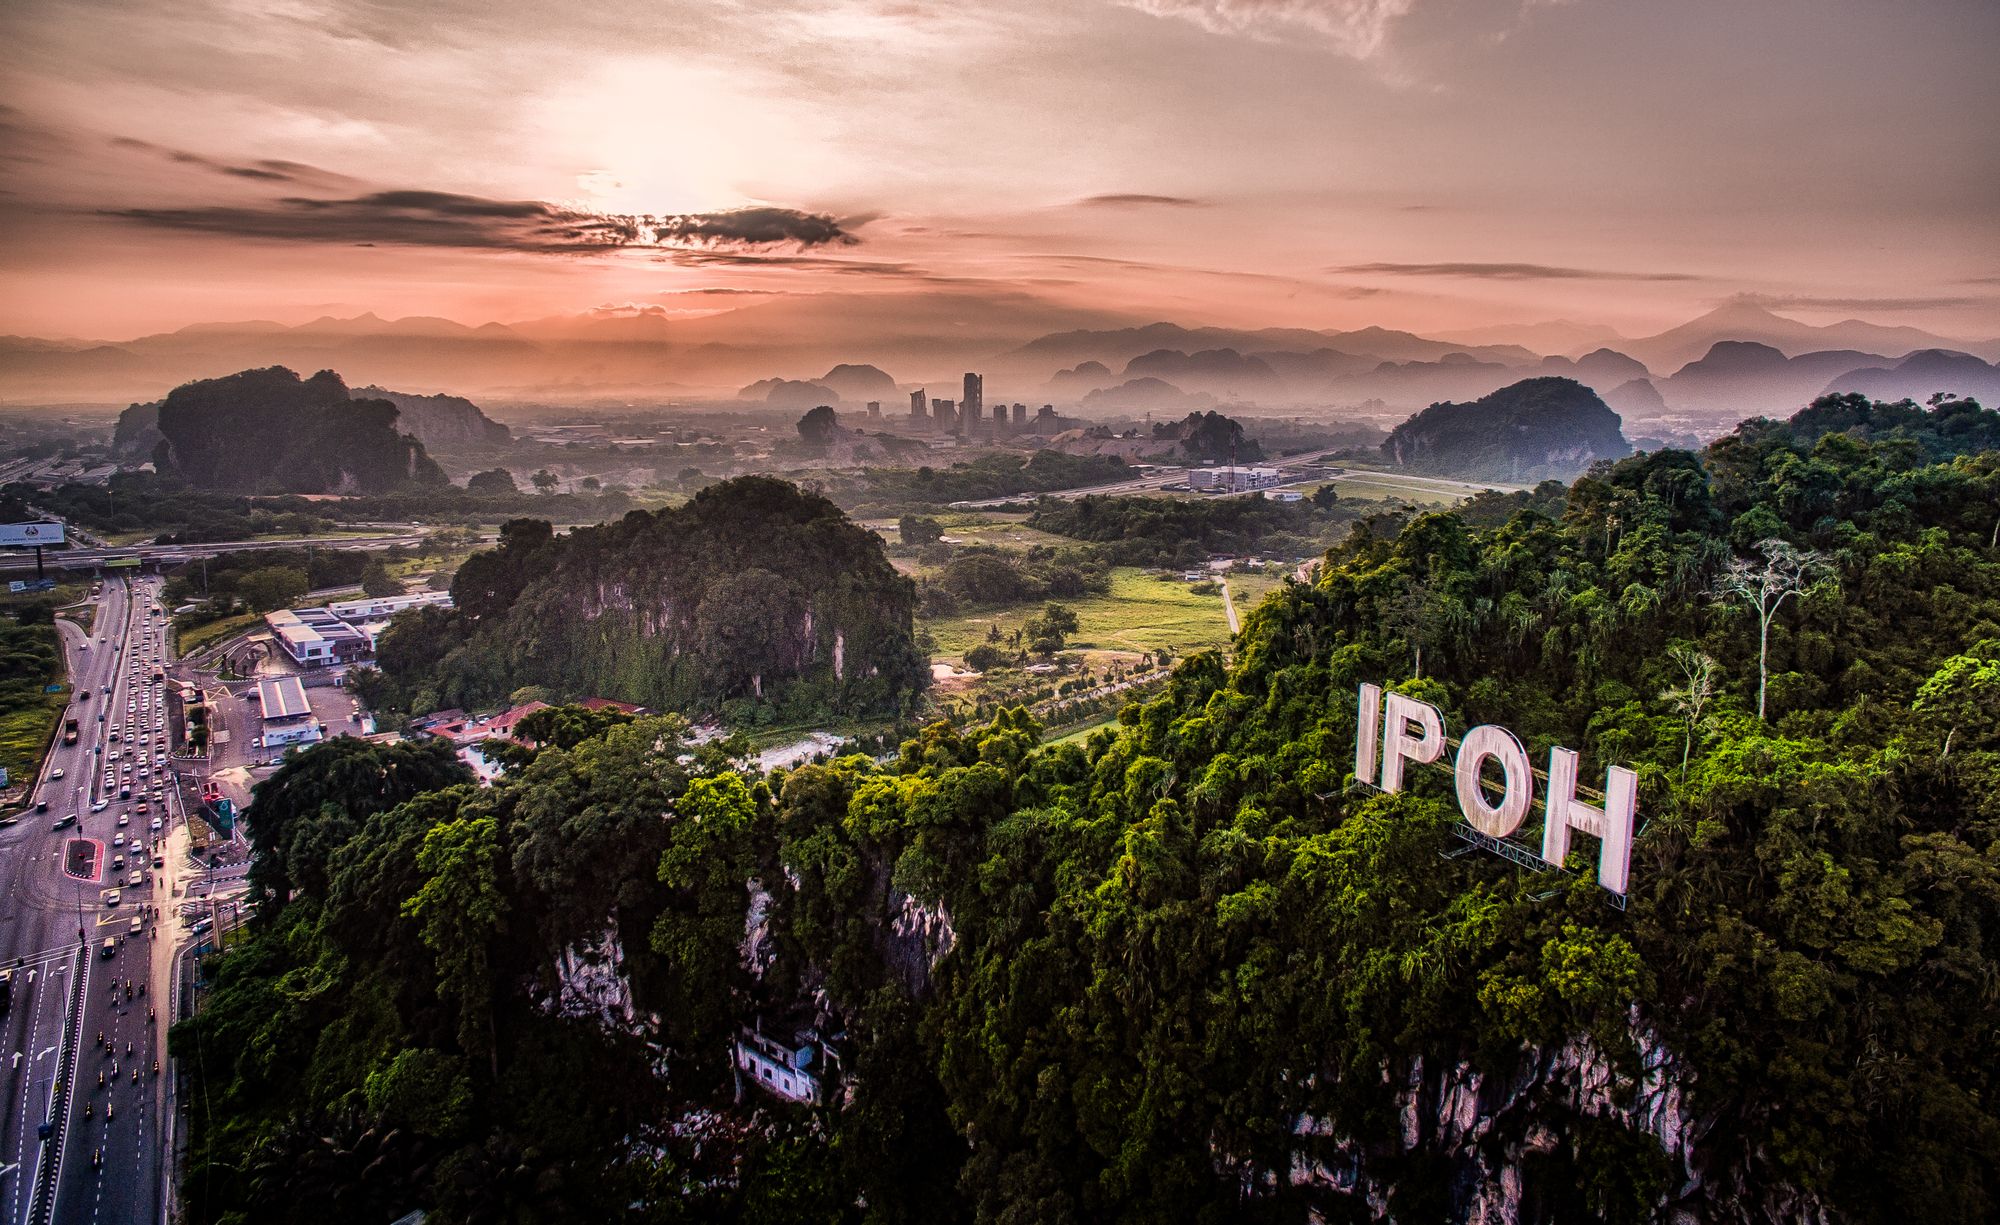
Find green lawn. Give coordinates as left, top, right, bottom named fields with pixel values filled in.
left=0, top=617, right=66, bottom=796
left=176, top=612, right=264, bottom=656
left=923, top=568, right=1236, bottom=662
left=0, top=688, right=65, bottom=795
left=1325, top=475, right=1460, bottom=506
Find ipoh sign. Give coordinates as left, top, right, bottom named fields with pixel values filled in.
left=1353, top=683, right=1637, bottom=895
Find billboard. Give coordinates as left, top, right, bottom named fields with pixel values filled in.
left=0, top=522, right=65, bottom=547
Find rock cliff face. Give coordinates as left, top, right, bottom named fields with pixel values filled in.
left=1275, top=1028, right=1827, bottom=1224
left=351, top=385, right=510, bottom=451
left=1382, top=376, right=1631, bottom=483
left=150, top=366, right=448, bottom=493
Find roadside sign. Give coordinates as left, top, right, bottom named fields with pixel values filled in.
left=0, top=522, right=65, bottom=547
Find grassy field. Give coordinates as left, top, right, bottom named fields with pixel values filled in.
left=1320, top=475, right=1461, bottom=506
left=0, top=615, right=66, bottom=798
left=923, top=567, right=1236, bottom=662
left=175, top=612, right=264, bottom=657
left=1226, top=569, right=1293, bottom=621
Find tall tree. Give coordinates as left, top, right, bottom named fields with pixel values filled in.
left=1714, top=537, right=1830, bottom=719
left=1661, top=644, right=1720, bottom=777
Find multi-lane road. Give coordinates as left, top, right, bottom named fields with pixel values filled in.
left=0, top=533, right=426, bottom=577
left=0, top=575, right=202, bottom=1225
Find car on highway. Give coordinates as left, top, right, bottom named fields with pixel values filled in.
left=117, top=814, right=129, bottom=826
left=129, top=917, right=143, bottom=936
left=91, top=799, right=107, bottom=812
left=101, top=937, right=115, bottom=958
left=150, top=817, right=163, bottom=830
left=113, top=832, right=125, bottom=846
left=50, top=767, right=64, bottom=779
left=51, top=815, right=74, bottom=831
left=105, top=890, right=120, bottom=907
left=128, top=871, right=143, bottom=888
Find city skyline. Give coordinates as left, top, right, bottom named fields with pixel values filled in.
left=2, top=0, right=1995, bottom=344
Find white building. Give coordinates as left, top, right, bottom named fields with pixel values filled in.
left=1188, top=465, right=1282, bottom=492
left=322, top=591, right=453, bottom=621
left=733, top=1026, right=832, bottom=1105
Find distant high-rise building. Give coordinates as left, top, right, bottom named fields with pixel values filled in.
left=909, top=389, right=927, bottom=419
left=1011, top=402, right=1027, bottom=426
left=962, top=372, right=983, bottom=437
left=865, top=400, right=881, bottom=419
left=934, top=398, right=956, bottom=432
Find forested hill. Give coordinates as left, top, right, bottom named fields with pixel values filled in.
left=358, top=475, right=929, bottom=719
left=152, top=366, right=448, bottom=493
left=178, top=393, right=2000, bottom=1224
left=1383, top=374, right=1632, bottom=482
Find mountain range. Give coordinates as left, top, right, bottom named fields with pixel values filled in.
left=3, top=299, right=1993, bottom=426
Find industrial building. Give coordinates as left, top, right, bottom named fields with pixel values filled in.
left=254, top=676, right=323, bottom=748
left=267, top=591, right=454, bottom=668
left=265, top=608, right=370, bottom=668
left=1188, top=466, right=1283, bottom=493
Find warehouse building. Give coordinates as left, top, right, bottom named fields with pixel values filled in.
left=254, top=676, right=323, bottom=748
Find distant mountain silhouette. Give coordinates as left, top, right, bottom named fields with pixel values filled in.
left=1602, top=377, right=1668, bottom=419
left=1535, top=348, right=1652, bottom=387
left=1382, top=377, right=1630, bottom=483
left=740, top=378, right=838, bottom=408
left=1662, top=342, right=1890, bottom=417
left=1437, top=319, right=1630, bottom=357
left=818, top=363, right=898, bottom=401
left=1079, top=377, right=1214, bottom=413
left=5, top=299, right=1992, bottom=407
left=1625, top=302, right=1974, bottom=370
left=1120, top=348, right=1284, bottom=395
left=1822, top=349, right=2000, bottom=405
left=1046, top=360, right=1114, bottom=397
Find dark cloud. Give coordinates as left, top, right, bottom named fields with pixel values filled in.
left=109, top=137, right=355, bottom=187
left=102, top=189, right=860, bottom=254
left=1076, top=193, right=1206, bottom=208
left=1332, top=261, right=1700, bottom=282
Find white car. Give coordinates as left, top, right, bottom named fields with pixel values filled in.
left=105, top=890, right=120, bottom=907
left=90, top=799, right=107, bottom=813
left=113, top=832, right=125, bottom=847
left=150, top=817, right=163, bottom=831
left=117, top=814, right=129, bottom=826
left=50, top=767, right=64, bottom=780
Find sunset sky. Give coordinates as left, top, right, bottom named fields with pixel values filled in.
left=2, top=0, right=1995, bottom=342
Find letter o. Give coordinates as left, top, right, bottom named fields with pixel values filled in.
left=1454, top=725, right=1533, bottom=837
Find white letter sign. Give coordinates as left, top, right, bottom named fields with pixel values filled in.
left=1379, top=692, right=1445, bottom=793
left=1543, top=748, right=1638, bottom=895
left=1353, top=683, right=1637, bottom=895
left=1453, top=724, right=1533, bottom=838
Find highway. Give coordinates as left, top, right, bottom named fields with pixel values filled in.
left=0, top=575, right=196, bottom=1225
left=0, top=534, right=425, bottom=577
